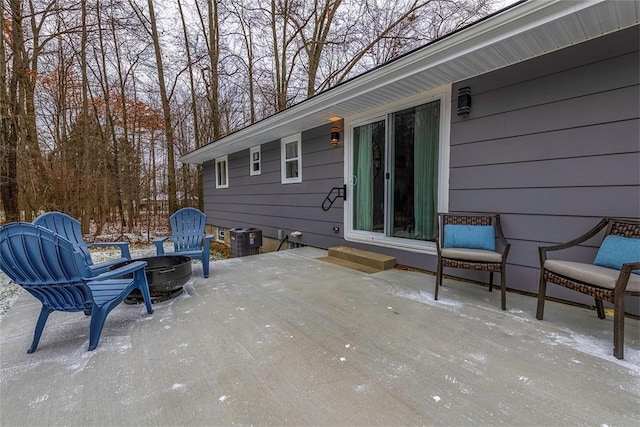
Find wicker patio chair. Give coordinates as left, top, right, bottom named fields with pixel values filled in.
left=536, top=218, right=640, bottom=359
left=435, top=213, right=510, bottom=310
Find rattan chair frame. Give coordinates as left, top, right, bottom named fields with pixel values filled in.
left=536, top=217, right=640, bottom=359
left=435, top=213, right=511, bottom=310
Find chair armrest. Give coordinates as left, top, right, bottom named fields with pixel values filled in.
left=203, top=235, right=214, bottom=256
left=615, top=261, right=640, bottom=295
left=87, top=242, right=131, bottom=259
left=493, top=215, right=510, bottom=257
left=153, top=236, right=170, bottom=255
left=622, top=261, right=640, bottom=270
left=84, top=260, right=148, bottom=281
left=501, top=242, right=511, bottom=261
left=539, top=218, right=609, bottom=264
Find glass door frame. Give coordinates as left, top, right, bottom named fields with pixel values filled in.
left=343, top=87, right=451, bottom=254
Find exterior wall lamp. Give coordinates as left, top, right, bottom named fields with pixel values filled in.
left=330, top=127, right=340, bottom=147
left=457, top=86, right=472, bottom=116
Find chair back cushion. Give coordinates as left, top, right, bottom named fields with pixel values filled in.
left=593, top=235, right=640, bottom=274
left=443, top=224, right=495, bottom=251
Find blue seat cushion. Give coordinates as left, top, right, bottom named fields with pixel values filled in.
left=443, top=225, right=495, bottom=251
left=593, top=235, right=640, bottom=274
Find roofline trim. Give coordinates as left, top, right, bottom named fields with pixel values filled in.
left=180, top=0, right=606, bottom=164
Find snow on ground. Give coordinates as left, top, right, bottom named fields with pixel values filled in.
left=0, top=276, right=22, bottom=320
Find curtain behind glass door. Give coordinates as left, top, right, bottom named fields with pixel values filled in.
left=353, top=121, right=385, bottom=232
left=391, top=100, right=439, bottom=241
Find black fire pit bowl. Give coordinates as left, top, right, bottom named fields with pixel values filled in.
left=111, top=255, right=192, bottom=304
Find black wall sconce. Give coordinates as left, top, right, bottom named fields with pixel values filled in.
left=457, top=86, right=472, bottom=116
left=330, top=127, right=340, bottom=147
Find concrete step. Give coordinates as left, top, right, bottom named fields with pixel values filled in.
left=319, top=246, right=396, bottom=273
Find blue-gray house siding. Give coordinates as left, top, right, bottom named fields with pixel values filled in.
left=203, top=25, right=639, bottom=313
left=203, top=123, right=346, bottom=249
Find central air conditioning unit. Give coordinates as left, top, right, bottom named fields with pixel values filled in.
left=230, top=227, right=262, bottom=257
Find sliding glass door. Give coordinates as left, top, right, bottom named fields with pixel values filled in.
left=351, top=99, right=441, bottom=242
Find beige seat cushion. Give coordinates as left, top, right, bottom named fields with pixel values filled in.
left=441, top=248, right=502, bottom=263
left=544, top=260, right=640, bottom=293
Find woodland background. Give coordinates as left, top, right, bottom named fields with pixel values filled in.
left=1, top=0, right=501, bottom=235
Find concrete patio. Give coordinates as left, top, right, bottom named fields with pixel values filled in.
left=1, top=247, right=639, bottom=426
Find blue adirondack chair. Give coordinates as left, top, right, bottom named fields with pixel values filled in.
left=154, top=208, right=213, bottom=278
left=0, top=222, right=153, bottom=353
left=33, top=212, right=131, bottom=275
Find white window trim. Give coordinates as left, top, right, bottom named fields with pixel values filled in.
left=215, top=155, right=229, bottom=189
left=281, top=133, right=302, bottom=184
left=343, top=85, right=451, bottom=255
left=217, top=227, right=225, bottom=242
left=250, top=145, right=261, bottom=176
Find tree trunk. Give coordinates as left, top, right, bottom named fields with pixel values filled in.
left=1, top=0, right=24, bottom=223
left=177, top=0, right=203, bottom=207
left=207, top=0, right=221, bottom=139
left=147, top=0, right=178, bottom=214
left=96, top=0, right=127, bottom=229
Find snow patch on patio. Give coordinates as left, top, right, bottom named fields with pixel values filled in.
left=172, top=383, right=187, bottom=392
left=27, top=394, right=49, bottom=408
left=544, top=329, right=640, bottom=375
left=1, top=338, right=99, bottom=382
left=388, top=286, right=463, bottom=309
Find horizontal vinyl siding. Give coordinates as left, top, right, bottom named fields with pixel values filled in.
left=448, top=25, right=640, bottom=313
left=450, top=120, right=639, bottom=167
left=203, top=122, right=345, bottom=248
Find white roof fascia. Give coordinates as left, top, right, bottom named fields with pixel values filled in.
left=179, top=0, right=616, bottom=164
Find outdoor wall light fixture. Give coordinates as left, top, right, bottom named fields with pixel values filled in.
left=457, top=86, right=472, bottom=116
left=330, top=127, right=340, bottom=147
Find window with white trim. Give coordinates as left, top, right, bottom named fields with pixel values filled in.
left=215, top=155, right=229, bottom=188
left=281, top=134, right=302, bottom=184
left=217, top=227, right=225, bottom=242
left=250, top=145, right=261, bottom=176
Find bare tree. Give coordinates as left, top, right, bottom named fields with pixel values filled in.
left=177, top=0, right=203, bottom=206
left=288, top=0, right=342, bottom=97
left=0, top=0, right=19, bottom=222
left=269, top=0, right=305, bottom=111
left=93, top=0, right=127, bottom=230
left=128, top=0, right=178, bottom=214
left=227, top=0, right=261, bottom=124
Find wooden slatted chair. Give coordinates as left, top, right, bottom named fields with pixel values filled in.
left=537, top=218, right=640, bottom=359
left=34, top=211, right=132, bottom=275
left=154, top=208, right=214, bottom=278
left=435, top=213, right=511, bottom=310
left=0, top=222, right=153, bottom=353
